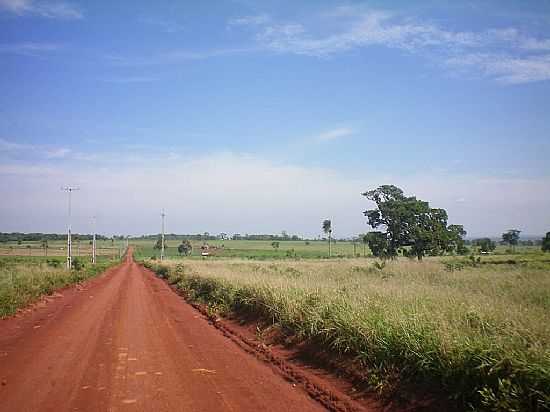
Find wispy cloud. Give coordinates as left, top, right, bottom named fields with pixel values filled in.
left=230, top=7, right=550, bottom=84
left=45, top=147, right=71, bottom=159
left=0, top=42, right=62, bottom=56
left=139, top=16, right=185, bottom=33
left=446, top=53, right=550, bottom=84
left=105, top=47, right=254, bottom=67
left=0, top=137, right=73, bottom=159
left=0, top=138, right=28, bottom=151
left=253, top=11, right=484, bottom=57
left=315, top=128, right=354, bottom=142
left=228, top=13, right=270, bottom=27
left=0, top=0, right=82, bottom=19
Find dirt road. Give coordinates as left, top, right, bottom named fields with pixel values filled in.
left=0, top=252, right=326, bottom=412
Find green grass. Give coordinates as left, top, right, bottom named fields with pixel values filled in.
left=132, top=238, right=373, bottom=260
left=144, top=255, right=550, bottom=411
left=130, top=238, right=544, bottom=261
left=0, top=255, right=119, bottom=318
left=0, top=239, right=123, bottom=257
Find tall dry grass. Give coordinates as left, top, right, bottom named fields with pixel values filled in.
left=146, top=256, right=550, bottom=411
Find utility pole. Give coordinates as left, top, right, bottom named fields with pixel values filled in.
left=62, top=186, right=79, bottom=270
left=92, top=216, right=97, bottom=265
left=161, top=210, right=165, bottom=261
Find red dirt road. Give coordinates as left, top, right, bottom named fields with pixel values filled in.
left=0, top=252, right=326, bottom=412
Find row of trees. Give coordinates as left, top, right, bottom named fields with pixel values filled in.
left=138, top=232, right=304, bottom=242
left=0, top=232, right=109, bottom=243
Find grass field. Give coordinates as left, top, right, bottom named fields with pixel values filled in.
left=132, top=238, right=366, bottom=259
left=131, top=238, right=543, bottom=260
left=0, top=239, right=123, bottom=258
left=144, top=253, right=550, bottom=411
left=0, top=255, right=119, bottom=318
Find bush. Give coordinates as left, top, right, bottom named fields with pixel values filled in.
left=71, top=257, right=84, bottom=271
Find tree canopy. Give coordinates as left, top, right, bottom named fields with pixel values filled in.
left=177, top=239, right=192, bottom=255
left=473, top=238, right=496, bottom=253
left=542, top=232, right=550, bottom=253
left=502, top=229, right=521, bottom=248
left=362, top=185, right=466, bottom=260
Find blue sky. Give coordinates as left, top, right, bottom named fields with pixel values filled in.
left=1, top=0, right=549, bottom=238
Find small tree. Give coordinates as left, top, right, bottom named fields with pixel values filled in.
left=177, top=240, right=192, bottom=256
left=271, top=241, right=280, bottom=250
left=41, top=239, right=48, bottom=257
left=542, top=232, right=550, bottom=253
left=361, top=234, right=368, bottom=257
left=322, top=219, right=332, bottom=257
left=502, top=229, right=521, bottom=252
left=474, top=238, right=496, bottom=253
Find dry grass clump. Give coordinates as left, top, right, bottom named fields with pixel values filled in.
left=147, top=257, right=550, bottom=411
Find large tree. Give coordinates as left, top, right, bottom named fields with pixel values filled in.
left=362, top=185, right=466, bottom=260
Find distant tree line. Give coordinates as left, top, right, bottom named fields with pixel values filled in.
left=0, top=232, right=109, bottom=242
left=133, top=232, right=303, bottom=242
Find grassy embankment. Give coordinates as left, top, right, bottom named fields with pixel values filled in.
left=0, top=255, right=119, bottom=318
left=144, top=254, right=550, bottom=411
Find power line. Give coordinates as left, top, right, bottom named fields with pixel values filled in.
left=61, top=186, right=80, bottom=270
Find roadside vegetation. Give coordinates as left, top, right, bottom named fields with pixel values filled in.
left=144, top=255, right=550, bottom=411
left=0, top=255, right=118, bottom=317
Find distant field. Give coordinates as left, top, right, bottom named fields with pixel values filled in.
left=132, top=238, right=367, bottom=259
left=0, top=239, right=122, bottom=258
left=145, top=252, right=550, bottom=410
left=131, top=237, right=544, bottom=260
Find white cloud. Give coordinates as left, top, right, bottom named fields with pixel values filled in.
left=233, top=7, right=550, bottom=84
left=315, top=128, right=354, bottom=142
left=0, top=0, right=82, bottom=19
left=255, top=11, right=484, bottom=57
left=0, top=152, right=548, bottom=238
